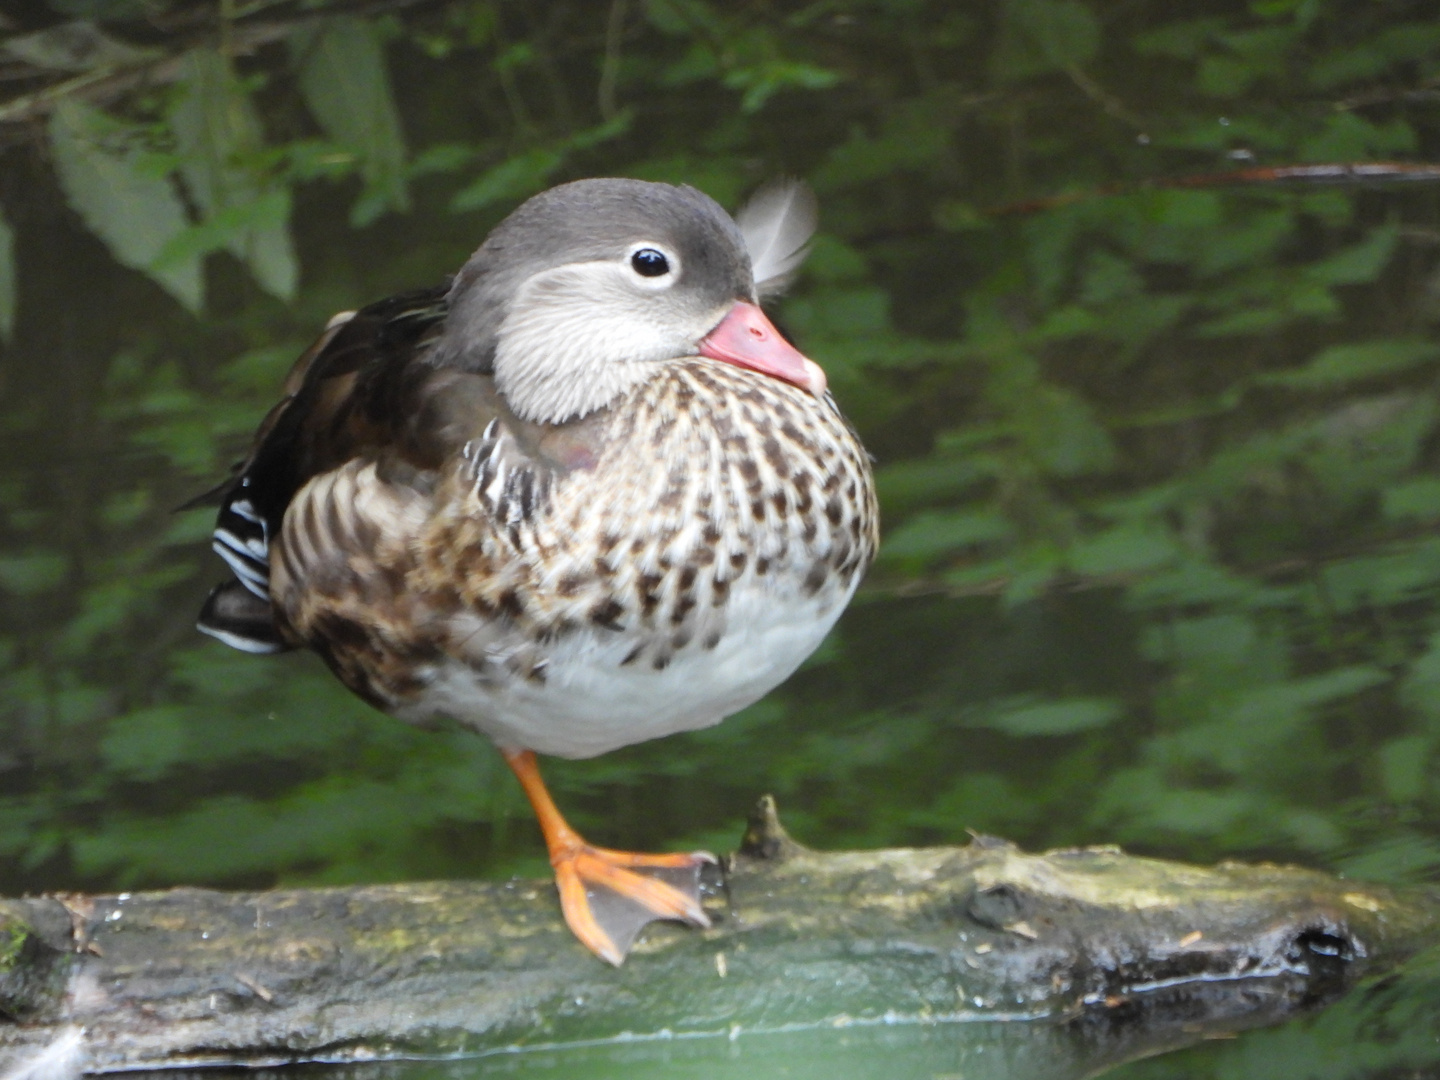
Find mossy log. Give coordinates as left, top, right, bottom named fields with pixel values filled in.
left=0, top=799, right=1434, bottom=1078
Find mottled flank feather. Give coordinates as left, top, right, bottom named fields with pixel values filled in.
left=266, top=357, right=876, bottom=757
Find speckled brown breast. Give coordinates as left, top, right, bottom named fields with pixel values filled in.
left=268, top=358, right=877, bottom=741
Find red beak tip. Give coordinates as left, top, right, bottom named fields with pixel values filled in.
left=698, top=302, right=826, bottom=397
left=802, top=358, right=828, bottom=396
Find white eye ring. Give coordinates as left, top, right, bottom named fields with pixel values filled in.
left=625, top=243, right=680, bottom=290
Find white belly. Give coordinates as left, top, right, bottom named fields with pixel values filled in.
left=398, top=577, right=854, bottom=759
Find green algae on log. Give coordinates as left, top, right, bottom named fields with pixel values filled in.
left=0, top=798, right=1434, bottom=1076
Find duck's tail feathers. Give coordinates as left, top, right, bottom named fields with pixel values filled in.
left=197, top=580, right=292, bottom=655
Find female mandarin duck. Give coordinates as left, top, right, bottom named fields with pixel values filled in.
left=197, top=178, right=878, bottom=964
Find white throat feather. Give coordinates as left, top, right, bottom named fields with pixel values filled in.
left=493, top=261, right=724, bottom=424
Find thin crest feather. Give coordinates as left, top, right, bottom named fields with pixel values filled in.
left=736, top=179, right=818, bottom=298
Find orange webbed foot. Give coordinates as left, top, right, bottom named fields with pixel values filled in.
left=503, top=747, right=716, bottom=965
left=553, top=843, right=716, bottom=965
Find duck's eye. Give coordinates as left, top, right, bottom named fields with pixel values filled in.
left=630, top=248, right=670, bottom=278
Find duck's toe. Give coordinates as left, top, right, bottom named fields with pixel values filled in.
left=553, top=847, right=713, bottom=966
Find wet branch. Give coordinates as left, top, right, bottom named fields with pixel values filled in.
left=0, top=798, right=1433, bottom=1077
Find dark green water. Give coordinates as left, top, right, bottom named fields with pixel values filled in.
left=4, top=0, right=1440, bottom=1076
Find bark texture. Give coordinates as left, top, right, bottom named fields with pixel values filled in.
left=0, top=799, right=1433, bottom=1076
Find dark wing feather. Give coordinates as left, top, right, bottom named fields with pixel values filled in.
left=197, top=282, right=606, bottom=656
left=234, top=285, right=454, bottom=530
left=198, top=287, right=456, bottom=652
left=198, top=580, right=290, bottom=654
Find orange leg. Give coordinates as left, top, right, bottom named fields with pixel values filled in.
left=503, top=748, right=714, bottom=965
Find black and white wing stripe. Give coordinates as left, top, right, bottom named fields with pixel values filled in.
left=211, top=485, right=271, bottom=599
left=199, top=481, right=291, bottom=654
left=463, top=418, right=555, bottom=546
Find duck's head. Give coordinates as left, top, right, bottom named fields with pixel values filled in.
left=434, top=178, right=825, bottom=425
